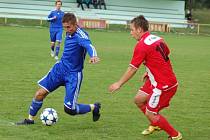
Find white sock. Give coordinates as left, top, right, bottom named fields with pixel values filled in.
left=90, top=104, right=95, bottom=111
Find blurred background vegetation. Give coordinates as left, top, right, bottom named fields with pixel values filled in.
left=185, top=0, right=210, bottom=24
left=185, top=0, right=210, bottom=9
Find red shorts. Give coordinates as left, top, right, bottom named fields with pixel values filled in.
left=140, top=80, right=178, bottom=114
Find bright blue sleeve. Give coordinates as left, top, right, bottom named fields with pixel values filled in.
left=47, top=11, right=55, bottom=21
left=79, top=38, right=97, bottom=57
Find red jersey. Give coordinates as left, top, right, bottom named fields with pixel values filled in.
left=130, top=32, right=177, bottom=90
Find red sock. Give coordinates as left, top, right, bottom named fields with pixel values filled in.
left=151, top=114, right=178, bottom=137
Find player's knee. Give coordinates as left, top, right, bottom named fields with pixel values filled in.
left=134, top=96, right=140, bottom=105
left=134, top=95, right=144, bottom=106
left=34, top=89, right=48, bottom=100
left=134, top=92, right=148, bottom=106
left=64, top=106, right=77, bottom=116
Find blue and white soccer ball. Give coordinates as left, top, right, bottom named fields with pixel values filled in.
left=40, top=108, right=58, bottom=126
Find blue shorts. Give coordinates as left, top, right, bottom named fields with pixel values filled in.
left=50, top=28, right=63, bottom=43
left=38, top=63, right=83, bottom=110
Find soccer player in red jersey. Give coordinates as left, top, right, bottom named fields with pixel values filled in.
left=108, top=15, right=182, bottom=140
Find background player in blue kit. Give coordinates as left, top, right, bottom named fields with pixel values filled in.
left=16, top=13, right=101, bottom=125
left=47, top=0, right=64, bottom=61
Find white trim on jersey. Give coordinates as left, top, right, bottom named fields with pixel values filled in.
left=138, top=90, right=150, bottom=95
left=163, top=82, right=178, bottom=91
left=144, top=34, right=161, bottom=45
left=146, top=107, right=158, bottom=114
left=72, top=72, right=81, bottom=110
left=90, top=44, right=97, bottom=56
left=38, top=83, right=50, bottom=93
left=47, top=17, right=54, bottom=21
left=129, top=64, right=138, bottom=69
left=64, top=104, right=71, bottom=109
left=76, top=28, right=88, bottom=39
left=37, top=75, right=47, bottom=85
left=37, top=72, right=51, bottom=93
left=37, top=62, right=59, bottom=92
left=145, top=66, right=178, bottom=90
left=145, top=66, right=157, bottom=87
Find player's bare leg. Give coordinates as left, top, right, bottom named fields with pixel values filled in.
left=16, top=88, right=49, bottom=125
left=134, top=91, right=148, bottom=114
left=134, top=91, right=161, bottom=135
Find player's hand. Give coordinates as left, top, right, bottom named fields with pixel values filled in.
left=108, top=82, right=121, bottom=93
left=141, top=72, right=148, bottom=82
left=89, top=56, right=100, bottom=64
left=53, top=16, right=57, bottom=19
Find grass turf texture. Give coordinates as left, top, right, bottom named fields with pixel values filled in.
left=0, top=26, right=210, bottom=140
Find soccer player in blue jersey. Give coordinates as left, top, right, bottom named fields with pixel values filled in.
left=16, top=13, right=101, bottom=125
left=47, top=0, right=64, bottom=60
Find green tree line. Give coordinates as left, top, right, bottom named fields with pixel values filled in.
left=185, top=0, right=210, bottom=9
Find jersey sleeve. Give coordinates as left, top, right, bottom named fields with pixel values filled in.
left=130, top=44, right=146, bottom=69
left=47, top=11, right=55, bottom=21
left=79, top=38, right=97, bottom=57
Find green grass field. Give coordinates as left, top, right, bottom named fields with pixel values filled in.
left=0, top=26, right=210, bottom=140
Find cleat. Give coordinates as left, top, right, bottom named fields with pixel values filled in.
left=51, top=51, right=55, bottom=57
left=16, top=119, right=34, bottom=125
left=168, top=132, right=182, bottom=140
left=54, top=56, right=59, bottom=61
left=141, top=125, right=161, bottom=135
left=92, top=102, right=101, bottom=122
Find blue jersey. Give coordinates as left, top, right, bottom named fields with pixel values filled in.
left=60, top=27, right=97, bottom=72
left=47, top=9, right=64, bottom=30
left=38, top=27, right=98, bottom=111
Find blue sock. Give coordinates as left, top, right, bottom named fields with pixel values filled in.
left=29, top=99, right=43, bottom=116
left=55, top=46, right=60, bottom=56
left=76, top=104, right=91, bottom=114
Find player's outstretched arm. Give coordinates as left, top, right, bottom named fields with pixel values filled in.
left=108, top=82, right=121, bottom=93
left=79, top=36, right=99, bottom=64
left=47, top=16, right=56, bottom=21
left=47, top=11, right=56, bottom=21
left=108, top=66, right=137, bottom=93
left=81, top=42, right=99, bottom=64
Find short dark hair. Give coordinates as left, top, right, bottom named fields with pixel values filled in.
left=131, top=15, right=149, bottom=31
left=62, top=13, right=77, bottom=25
left=55, top=0, right=62, bottom=5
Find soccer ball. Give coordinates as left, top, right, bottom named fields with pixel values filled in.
left=40, top=108, right=58, bottom=126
